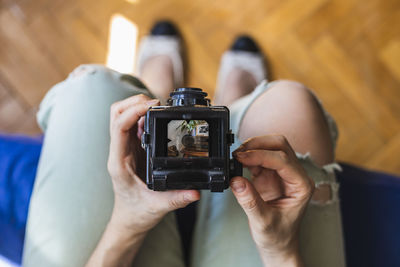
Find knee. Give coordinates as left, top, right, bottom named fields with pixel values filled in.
left=66, top=64, right=120, bottom=93
left=272, top=80, right=307, bottom=90
left=37, top=64, right=136, bottom=130
left=238, top=79, right=320, bottom=140
left=68, top=64, right=111, bottom=79
left=67, top=64, right=147, bottom=95
left=266, top=80, right=322, bottom=116
left=239, top=79, right=334, bottom=165
left=268, top=80, right=315, bottom=102
left=63, top=64, right=125, bottom=103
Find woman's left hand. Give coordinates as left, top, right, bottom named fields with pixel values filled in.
left=230, top=135, right=314, bottom=266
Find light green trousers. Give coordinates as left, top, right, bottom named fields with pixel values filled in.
left=23, top=65, right=345, bottom=267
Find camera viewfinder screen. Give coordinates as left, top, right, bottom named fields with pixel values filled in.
left=167, top=120, right=209, bottom=157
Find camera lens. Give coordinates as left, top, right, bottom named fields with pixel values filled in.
left=168, top=87, right=210, bottom=106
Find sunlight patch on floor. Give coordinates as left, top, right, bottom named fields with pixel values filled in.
left=106, top=14, right=138, bottom=74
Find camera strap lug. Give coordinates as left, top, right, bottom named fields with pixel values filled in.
left=227, top=131, right=234, bottom=145
left=141, top=133, right=150, bottom=149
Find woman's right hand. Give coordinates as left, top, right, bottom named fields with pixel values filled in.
left=87, top=94, right=200, bottom=267
left=107, top=94, right=200, bottom=234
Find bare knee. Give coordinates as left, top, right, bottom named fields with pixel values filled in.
left=271, top=80, right=308, bottom=92
left=265, top=80, right=315, bottom=103
left=239, top=80, right=334, bottom=166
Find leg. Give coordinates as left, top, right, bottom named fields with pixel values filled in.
left=239, top=80, right=345, bottom=265
left=238, top=80, right=334, bottom=166
left=23, top=65, right=185, bottom=267
left=191, top=80, right=344, bottom=267
left=137, top=20, right=184, bottom=103
left=141, top=55, right=174, bottom=101
left=214, top=68, right=257, bottom=107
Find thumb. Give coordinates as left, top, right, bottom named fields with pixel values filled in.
left=163, top=190, right=200, bottom=211
left=231, top=177, right=265, bottom=223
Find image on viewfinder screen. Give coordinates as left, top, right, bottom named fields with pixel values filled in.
left=167, top=120, right=209, bottom=158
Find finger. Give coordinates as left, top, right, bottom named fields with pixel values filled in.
left=137, top=116, right=145, bottom=139
left=230, top=176, right=266, bottom=225
left=110, top=98, right=158, bottom=133
left=109, top=101, right=157, bottom=164
left=234, top=135, right=296, bottom=157
left=110, top=94, right=155, bottom=119
left=113, top=102, right=154, bottom=133
left=161, top=190, right=201, bottom=211
left=248, top=166, right=263, bottom=177
left=112, top=99, right=159, bottom=134
left=122, top=167, right=201, bottom=209
left=252, top=169, right=284, bottom=201
left=235, top=150, right=306, bottom=186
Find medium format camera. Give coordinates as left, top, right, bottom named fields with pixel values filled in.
left=141, top=87, right=242, bottom=192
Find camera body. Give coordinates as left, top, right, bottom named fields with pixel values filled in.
left=141, top=87, right=242, bottom=192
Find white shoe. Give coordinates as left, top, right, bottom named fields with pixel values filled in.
left=136, top=21, right=184, bottom=89
left=215, top=35, right=267, bottom=104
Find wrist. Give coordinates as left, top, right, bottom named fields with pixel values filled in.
left=86, top=215, right=148, bottom=267
left=258, top=241, right=304, bottom=267
left=108, top=209, right=149, bottom=239
left=111, top=196, right=164, bottom=233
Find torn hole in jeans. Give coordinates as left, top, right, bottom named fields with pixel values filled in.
left=311, top=181, right=339, bottom=205
left=295, top=152, right=341, bottom=206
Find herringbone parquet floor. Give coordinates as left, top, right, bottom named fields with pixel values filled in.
left=0, top=0, right=399, bottom=174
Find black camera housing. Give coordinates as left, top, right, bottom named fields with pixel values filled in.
left=141, top=87, right=242, bottom=192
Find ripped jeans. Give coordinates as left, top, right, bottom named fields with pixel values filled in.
left=192, top=80, right=345, bottom=267
left=23, top=65, right=345, bottom=267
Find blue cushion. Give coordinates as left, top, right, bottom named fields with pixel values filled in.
left=0, top=134, right=42, bottom=264
left=337, top=163, right=400, bottom=267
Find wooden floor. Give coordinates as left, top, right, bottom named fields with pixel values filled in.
left=0, top=0, right=399, bottom=174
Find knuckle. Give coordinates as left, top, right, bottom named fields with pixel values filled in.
left=241, top=198, right=258, bottom=211
left=246, top=136, right=256, bottom=143
left=277, top=150, right=290, bottom=164
left=298, top=174, right=315, bottom=200
left=275, top=135, right=288, bottom=146
left=110, top=102, right=121, bottom=115
left=242, top=137, right=255, bottom=147
left=107, top=160, right=121, bottom=177
left=136, top=94, right=149, bottom=101
left=168, top=198, right=183, bottom=210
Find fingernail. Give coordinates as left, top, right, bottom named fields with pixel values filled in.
left=146, top=99, right=159, bottom=105
left=231, top=180, right=246, bottom=193
left=235, top=144, right=245, bottom=152
left=235, top=152, right=247, bottom=158
left=184, top=193, right=195, bottom=202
